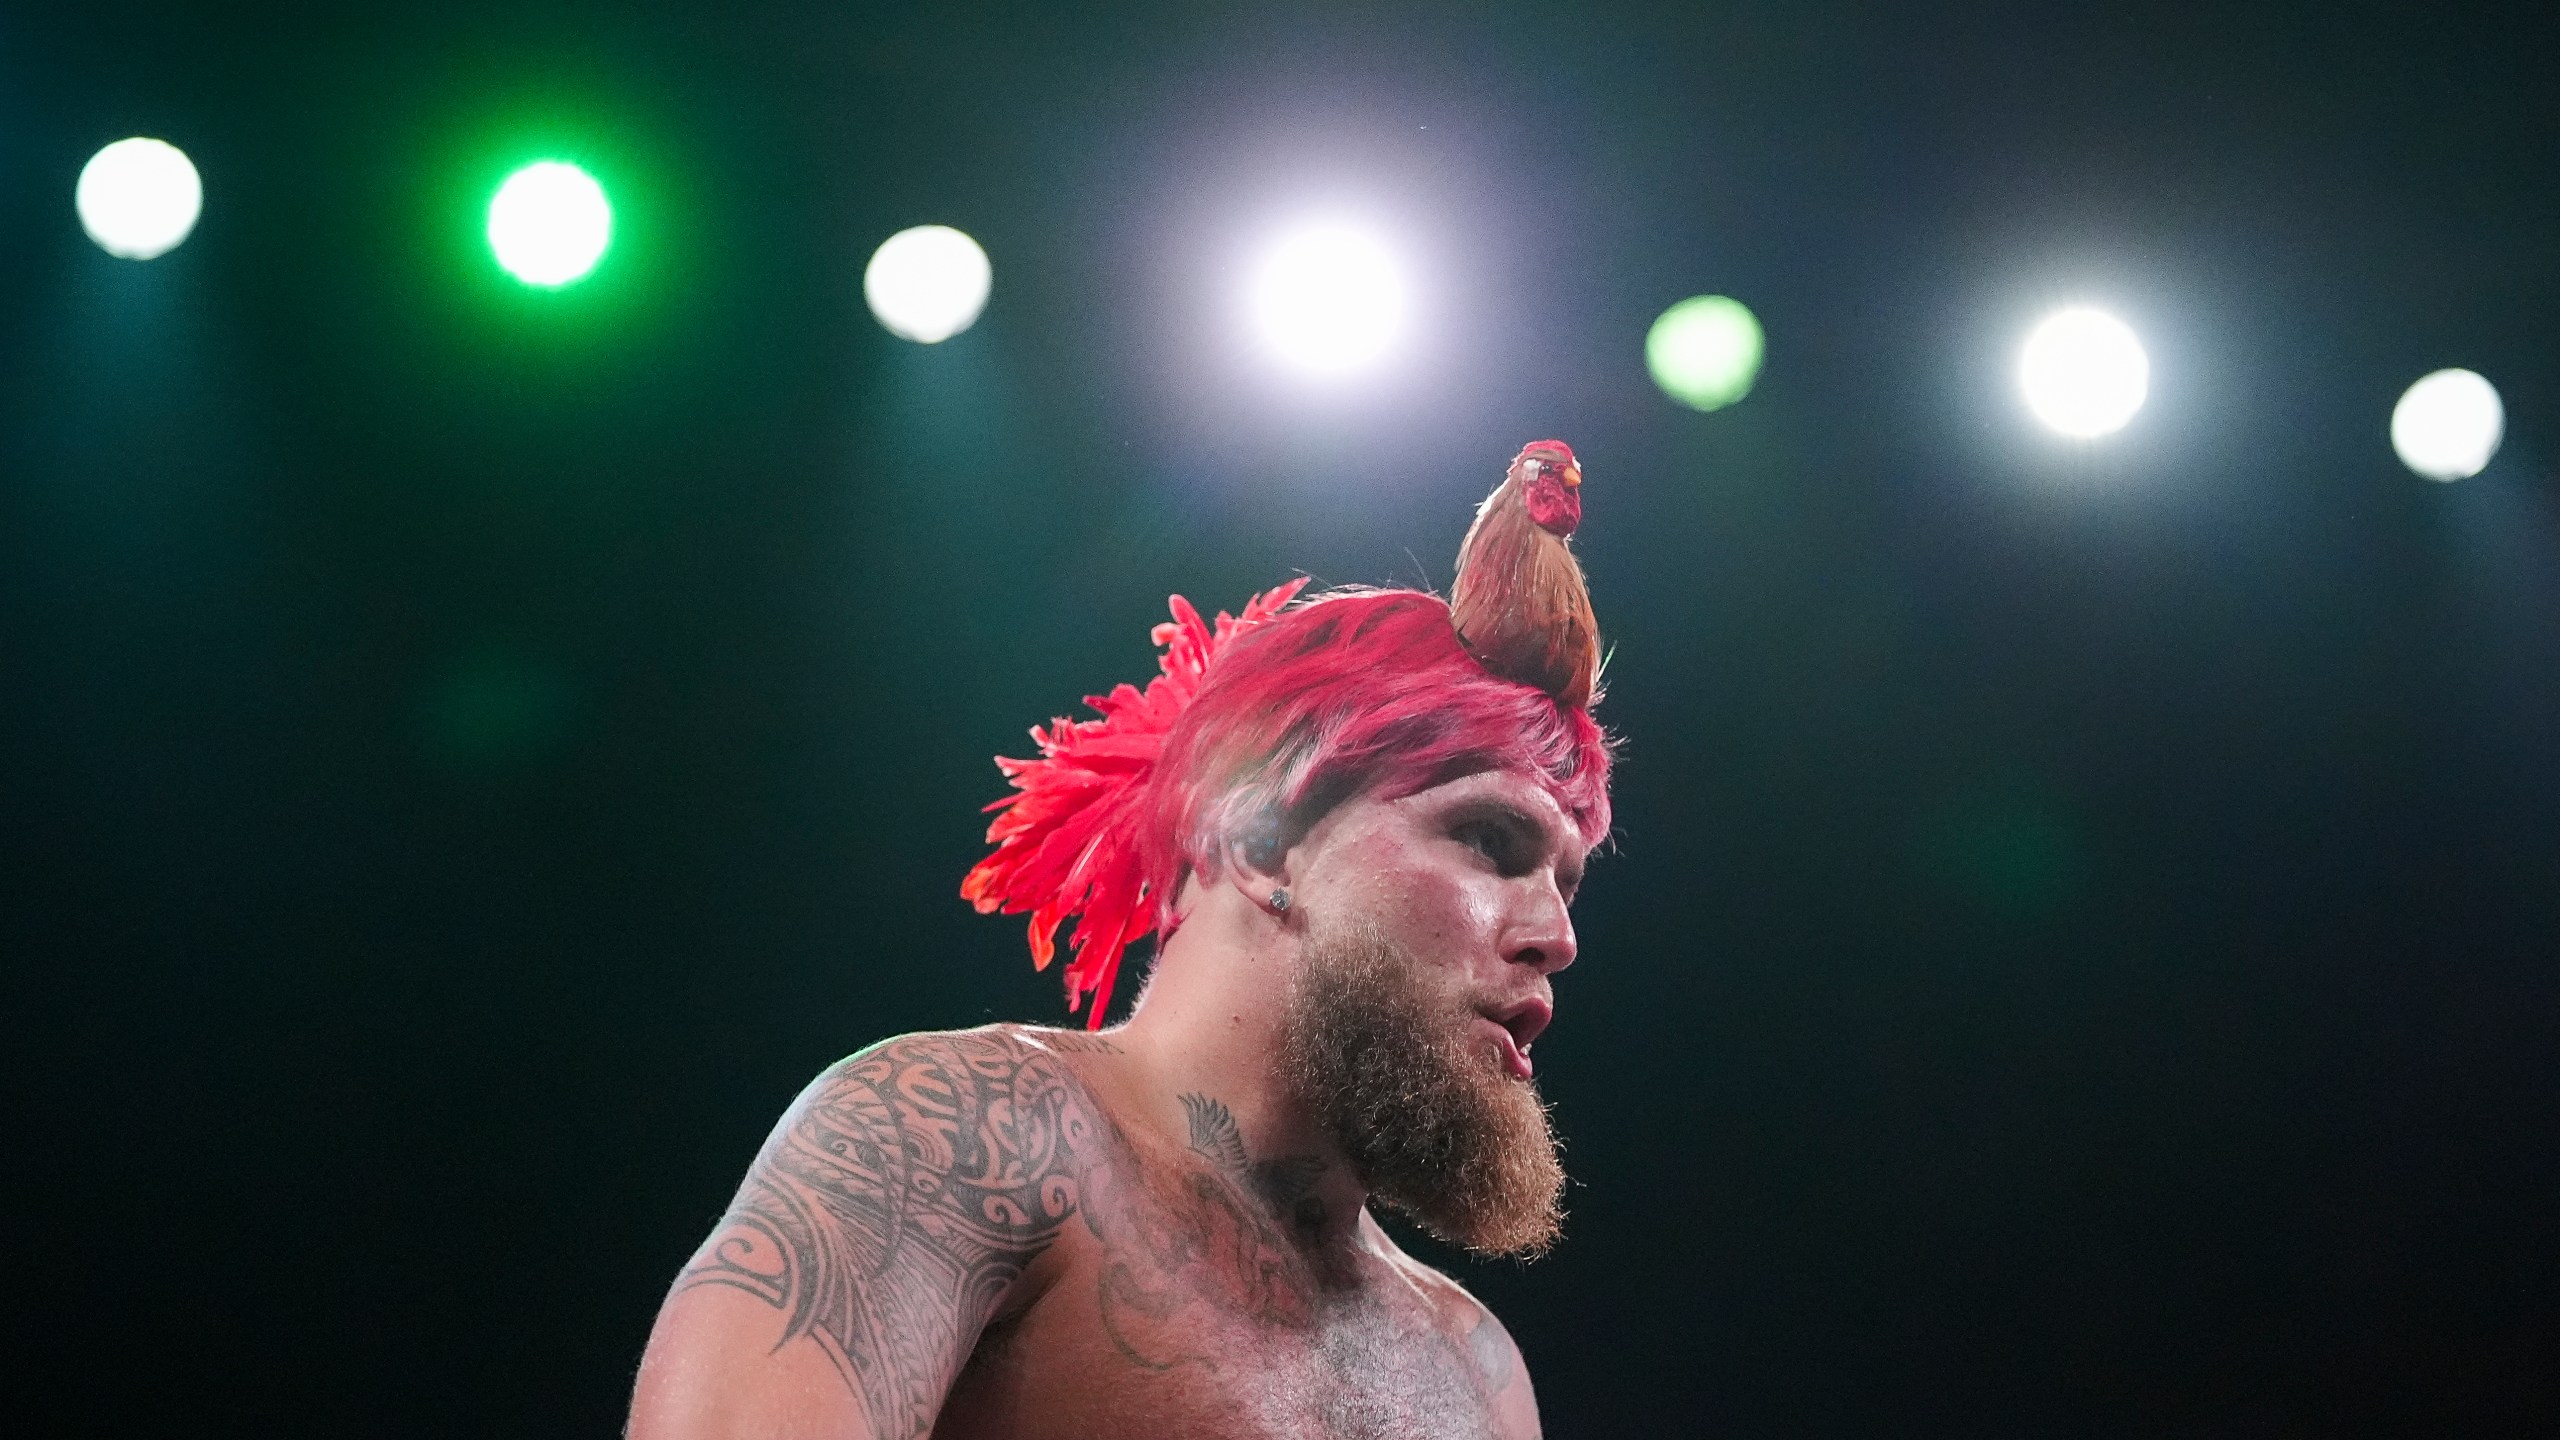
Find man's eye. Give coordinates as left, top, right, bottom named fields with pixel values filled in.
left=1454, top=821, right=1522, bottom=872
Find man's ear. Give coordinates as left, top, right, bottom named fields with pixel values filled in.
left=1228, top=813, right=1289, bottom=891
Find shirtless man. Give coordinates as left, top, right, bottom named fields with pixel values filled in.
left=630, top=443, right=1613, bottom=1439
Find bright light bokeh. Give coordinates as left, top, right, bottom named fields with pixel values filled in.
left=2019, top=307, right=2149, bottom=438
left=1646, top=295, right=1764, bottom=411
left=2390, top=368, right=2503, bottom=482
left=1249, top=222, right=1407, bottom=378
left=864, top=225, right=992, bottom=343
left=76, top=137, right=203, bottom=260
left=487, top=161, right=612, bottom=287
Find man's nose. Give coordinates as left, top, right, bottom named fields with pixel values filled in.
left=1503, top=886, right=1577, bottom=976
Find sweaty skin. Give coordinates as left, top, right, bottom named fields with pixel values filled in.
left=629, top=768, right=1585, bottom=1440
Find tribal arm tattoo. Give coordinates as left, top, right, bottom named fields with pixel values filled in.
left=672, top=1029, right=1093, bottom=1440
left=1030, top=1030, right=1124, bottom=1055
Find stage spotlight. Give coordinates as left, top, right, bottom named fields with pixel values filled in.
left=1646, top=295, right=1764, bottom=411
left=1249, top=221, right=1406, bottom=378
left=487, top=161, right=611, bottom=287
left=863, top=225, right=992, bottom=343
left=2390, top=368, right=2503, bottom=482
left=76, top=137, right=202, bottom=260
left=2018, top=307, right=2148, bottom=438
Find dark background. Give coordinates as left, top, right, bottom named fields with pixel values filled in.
left=5, top=1, right=2557, bottom=1434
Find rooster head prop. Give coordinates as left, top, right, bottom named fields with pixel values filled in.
left=1451, top=439, right=1600, bottom=710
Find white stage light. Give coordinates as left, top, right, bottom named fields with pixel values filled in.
left=2390, top=368, right=2503, bottom=482
left=487, top=161, right=612, bottom=287
left=76, top=138, right=203, bottom=260
left=1249, top=222, right=1406, bottom=377
left=863, top=225, right=992, bottom=343
left=2019, top=307, right=2148, bottom=438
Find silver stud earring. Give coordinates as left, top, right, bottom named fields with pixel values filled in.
left=1268, top=888, right=1292, bottom=913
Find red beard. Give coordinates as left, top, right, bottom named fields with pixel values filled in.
left=1277, top=921, right=1566, bottom=1258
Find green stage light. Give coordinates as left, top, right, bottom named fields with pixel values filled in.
left=1646, top=295, right=1764, bottom=411
left=487, top=161, right=611, bottom=287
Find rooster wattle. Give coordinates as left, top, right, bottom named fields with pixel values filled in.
left=1450, top=439, right=1599, bottom=709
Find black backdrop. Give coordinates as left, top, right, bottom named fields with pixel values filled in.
left=5, top=1, right=2556, bottom=1433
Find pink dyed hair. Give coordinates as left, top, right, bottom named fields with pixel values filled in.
left=1141, top=588, right=1612, bottom=929
left=964, top=582, right=1613, bottom=1025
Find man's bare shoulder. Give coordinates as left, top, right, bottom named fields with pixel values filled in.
left=829, top=1020, right=1108, bottom=1063
left=796, top=1023, right=1125, bottom=1098
left=781, top=1024, right=1127, bottom=1167
left=977, top=1021, right=1134, bottom=1058
left=1365, top=1219, right=1542, bottom=1433
left=638, top=1025, right=1115, bottom=1440
left=716, top=1023, right=1104, bottom=1255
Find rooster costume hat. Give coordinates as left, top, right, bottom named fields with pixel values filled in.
left=963, top=440, right=1614, bottom=1026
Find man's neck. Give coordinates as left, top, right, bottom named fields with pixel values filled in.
left=1102, top=886, right=1371, bottom=1251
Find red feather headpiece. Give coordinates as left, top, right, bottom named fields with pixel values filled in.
left=964, top=439, right=1607, bottom=1028
left=960, top=577, right=1309, bottom=1024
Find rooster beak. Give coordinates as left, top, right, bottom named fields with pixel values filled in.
left=1562, top=464, right=1582, bottom=488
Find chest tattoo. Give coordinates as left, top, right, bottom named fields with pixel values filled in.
left=1085, top=1093, right=1321, bottom=1370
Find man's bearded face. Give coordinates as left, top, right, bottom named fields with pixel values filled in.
left=1277, top=915, right=1566, bottom=1258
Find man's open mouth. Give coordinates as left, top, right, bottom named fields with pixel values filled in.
left=1481, top=998, right=1553, bottom=1079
